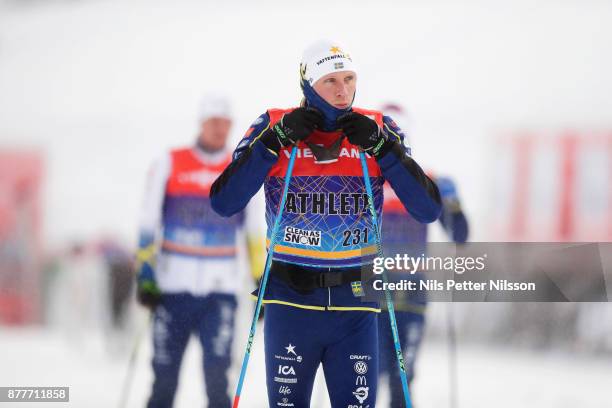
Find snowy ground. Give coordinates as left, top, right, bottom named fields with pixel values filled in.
left=1, top=315, right=610, bottom=408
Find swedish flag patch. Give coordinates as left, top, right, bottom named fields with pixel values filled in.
left=351, top=281, right=364, bottom=297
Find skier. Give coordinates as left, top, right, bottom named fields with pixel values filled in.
left=210, top=40, right=442, bottom=407
left=376, top=103, right=469, bottom=407
left=135, top=94, right=244, bottom=408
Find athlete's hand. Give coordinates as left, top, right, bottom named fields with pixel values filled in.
left=135, top=243, right=161, bottom=310
left=262, top=107, right=324, bottom=153
left=436, top=177, right=458, bottom=201
left=436, top=176, right=461, bottom=212
left=137, top=279, right=161, bottom=310
left=337, top=112, right=390, bottom=158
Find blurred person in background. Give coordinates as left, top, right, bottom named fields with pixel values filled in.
left=377, top=102, right=469, bottom=407
left=210, top=41, right=441, bottom=407
left=46, top=241, right=110, bottom=343
left=135, top=94, right=246, bottom=408
left=96, top=238, right=134, bottom=331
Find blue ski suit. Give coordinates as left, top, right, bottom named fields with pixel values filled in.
left=210, top=106, right=441, bottom=407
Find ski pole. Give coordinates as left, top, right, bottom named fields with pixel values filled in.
left=118, top=312, right=151, bottom=408
left=359, top=151, right=413, bottom=408
left=233, top=145, right=299, bottom=408
left=447, top=301, right=458, bottom=408
left=443, top=202, right=459, bottom=408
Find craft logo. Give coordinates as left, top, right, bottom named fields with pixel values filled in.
left=350, top=355, right=372, bottom=361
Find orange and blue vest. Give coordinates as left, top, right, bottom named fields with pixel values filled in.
left=162, top=147, right=244, bottom=258
left=260, top=107, right=385, bottom=268
left=210, top=107, right=441, bottom=311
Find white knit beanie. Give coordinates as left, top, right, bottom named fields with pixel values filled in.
left=300, top=40, right=356, bottom=86
left=199, top=92, right=232, bottom=122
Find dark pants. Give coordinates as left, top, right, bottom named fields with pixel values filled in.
left=264, top=303, right=379, bottom=408
left=147, top=293, right=237, bottom=408
left=378, top=310, right=425, bottom=408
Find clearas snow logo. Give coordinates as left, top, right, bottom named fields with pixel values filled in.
left=283, top=227, right=321, bottom=247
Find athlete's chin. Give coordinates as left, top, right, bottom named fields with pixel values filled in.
left=334, top=103, right=350, bottom=109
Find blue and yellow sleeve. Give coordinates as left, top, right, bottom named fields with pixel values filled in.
left=436, top=177, right=469, bottom=243
left=136, top=232, right=157, bottom=285
left=210, top=113, right=279, bottom=217
left=376, top=115, right=442, bottom=223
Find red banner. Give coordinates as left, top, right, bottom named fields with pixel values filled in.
left=0, top=150, right=44, bottom=325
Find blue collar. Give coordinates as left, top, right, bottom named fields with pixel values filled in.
left=301, top=79, right=353, bottom=131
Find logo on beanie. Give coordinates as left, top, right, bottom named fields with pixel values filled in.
left=334, top=62, right=344, bottom=70
left=315, top=53, right=351, bottom=66
left=315, top=46, right=352, bottom=67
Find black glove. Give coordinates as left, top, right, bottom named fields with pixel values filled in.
left=261, top=107, right=324, bottom=153
left=337, top=112, right=392, bottom=158
left=137, top=280, right=162, bottom=310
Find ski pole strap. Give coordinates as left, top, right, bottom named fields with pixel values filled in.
left=270, top=261, right=371, bottom=293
